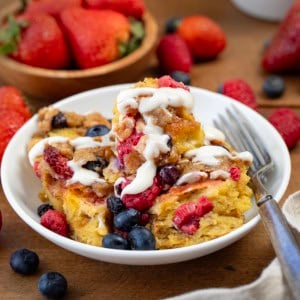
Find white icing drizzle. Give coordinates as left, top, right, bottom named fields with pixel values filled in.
left=117, top=87, right=194, bottom=197
left=185, top=145, right=253, bottom=166
left=28, top=136, right=68, bottom=166
left=203, top=126, right=225, bottom=145
left=70, top=137, right=103, bottom=149
left=176, top=171, right=208, bottom=186
left=67, top=160, right=105, bottom=186
left=210, top=170, right=230, bottom=180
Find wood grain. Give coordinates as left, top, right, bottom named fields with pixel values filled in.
left=0, top=0, right=299, bottom=299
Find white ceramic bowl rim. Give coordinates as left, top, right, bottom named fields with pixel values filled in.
left=1, top=84, right=291, bottom=264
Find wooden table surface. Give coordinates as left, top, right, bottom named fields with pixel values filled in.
left=0, top=0, right=300, bottom=299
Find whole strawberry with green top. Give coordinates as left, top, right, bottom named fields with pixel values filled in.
left=0, top=14, right=70, bottom=69
left=262, top=1, right=300, bottom=73
left=60, top=8, right=143, bottom=69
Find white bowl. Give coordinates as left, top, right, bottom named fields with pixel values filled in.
left=1, top=84, right=291, bottom=265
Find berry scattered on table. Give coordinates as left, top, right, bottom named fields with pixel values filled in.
left=82, top=157, right=108, bottom=175
left=43, top=145, right=74, bottom=179
left=0, top=109, right=29, bottom=166
left=158, top=164, right=180, bottom=190
left=113, top=208, right=140, bottom=231
left=173, top=196, right=213, bottom=235
left=40, top=209, right=69, bottom=237
left=85, top=0, right=145, bottom=19
left=51, top=112, right=68, bottom=129
left=165, top=16, right=182, bottom=33
left=268, top=108, right=300, bottom=150
left=262, top=1, right=300, bottom=73
left=170, top=71, right=191, bottom=85
left=0, top=86, right=31, bottom=119
left=156, top=34, right=193, bottom=74
left=128, top=226, right=156, bottom=250
left=219, top=79, right=257, bottom=110
left=85, top=125, right=110, bottom=137
left=102, top=233, right=130, bottom=249
left=37, top=204, right=54, bottom=217
left=107, top=196, right=125, bottom=215
left=229, top=167, right=241, bottom=181
left=262, top=76, right=285, bottom=99
left=38, top=272, right=68, bottom=298
left=177, top=15, right=226, bottom=60
left=10, top=249, right=39, bottom=275
left=121, top=177, right=162, bottom=211
left=158, top=75, right=190, bottom=91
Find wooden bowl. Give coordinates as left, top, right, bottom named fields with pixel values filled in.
left=0, top=2, right=158, bottom=100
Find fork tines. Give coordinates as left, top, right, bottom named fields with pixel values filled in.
left=213, top=106, right=272, bottom=174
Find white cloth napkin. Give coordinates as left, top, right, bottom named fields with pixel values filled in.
left=167, top=192, right=300, bottom=300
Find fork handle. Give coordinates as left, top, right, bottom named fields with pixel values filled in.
left=258, top=195, right=300, bottom=300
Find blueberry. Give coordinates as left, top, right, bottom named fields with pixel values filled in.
left=107, top=196, right=125, bottom=215
left=102, top=233, right=129, bottom=250
left=158, top=165, right=180, bottom=186
left=170, top=71, right=191, bottom=85
left=165, top=16, right=182, bottom=33
left=37, top=204, right=53, bottom=217
left=128, top=226, right=156, bottom=250
left=85, top=125, right=110, bottom=137
left=114, top=209, right=140, bottom=232
left=217, top=84, right=224, bottom=93
left=51, top=112, right=68, bottom=129
left=82, top=157, right=108, bottom=175
left=10, top=249, right=39, bottom=275
left=38, top=272, right=67, bottom=298
left=263, top=76, right=285, bottom=98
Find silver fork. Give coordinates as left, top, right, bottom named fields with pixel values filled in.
left=214, top=106, right=300, bottom=300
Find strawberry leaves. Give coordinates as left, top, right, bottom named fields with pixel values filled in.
left=0, top=16, right=28, bottom=55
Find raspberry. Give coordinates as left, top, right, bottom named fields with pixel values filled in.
left=40, top=210, right=69, bottom=237
left=220, top=79, right=257, bottom=110
left=117, top=131, right=143, bottom=165
left=43, top=146, right=74, bottom=179
left=139, top=213, right=150, bottom=226
left=122, top=177, right=162, bottom=211
left=173, top=196, right=213, bottom=235
left=268, top=108, right=300, bottom=149
left=158, top=75, right=190, bottom=91
left=0, top=87, right=31, bottom=120
left=156, top=34, right=193, bottom=74
left=0, top=109, right=28, bottom=165
left=230, top=167, right=241, bottom=181
left=114, top=229, right=129, bottom=240
left=33, top=161, right=41, bottom=178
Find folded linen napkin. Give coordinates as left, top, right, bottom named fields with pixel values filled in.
left=167, top=192, right=300, bottom=300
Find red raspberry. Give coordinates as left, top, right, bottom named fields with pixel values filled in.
left=40, top=210, right=69, bottom=237
left=220, top=79, right=257, bottom=110
left=230, top=167, right=241, bottom=181
left=114, top=229, right=129, bottom=239
left=122, top=177, right=162, bottom=211
left=173, top=196, right=213, bottom=235
left=0, top=109, right=28, bottom=166
left=43, top=145, right=74, bottom=179
left=158, top=75, right=190, bottom=91
left=268, top=108, right=300, bottom=149
left=117, top=131, right=143, bottom=165
left=33, top=161, right=41, bottom=178
left=156, top=34, right=193, bottom=74
left=139, top=213, right=150, bottom=226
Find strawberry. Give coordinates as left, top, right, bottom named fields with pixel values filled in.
left=158, top=75, right=189, bottom=91
left=156, top=34, right=193, bottom=74
left=60, top=8, right=130, bottom=69
left=219, top=79, right=257, bottom=110
left=85, top=0, right=145, bottom=19
left=262, top=1, right=300, bottom=73
left=40, top=209, right=69, bottom=237
left=173, top=196, right=213, bottom=235
left=0, top=14, right=70, bottom=69
left=24, top=0, right=82, bottom=19
left=0, top=86, right=31, bottom=119
left=177, top=15, right=226, bottom=60
left=0, top=109, right=28, bottom=165
left=268, top=108, right=300, bottom=150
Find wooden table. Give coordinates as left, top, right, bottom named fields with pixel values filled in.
left=0, top=1, right=299, bottom=299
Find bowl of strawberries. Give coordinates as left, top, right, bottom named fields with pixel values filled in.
left=0, top=0, right=158, bottom=100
